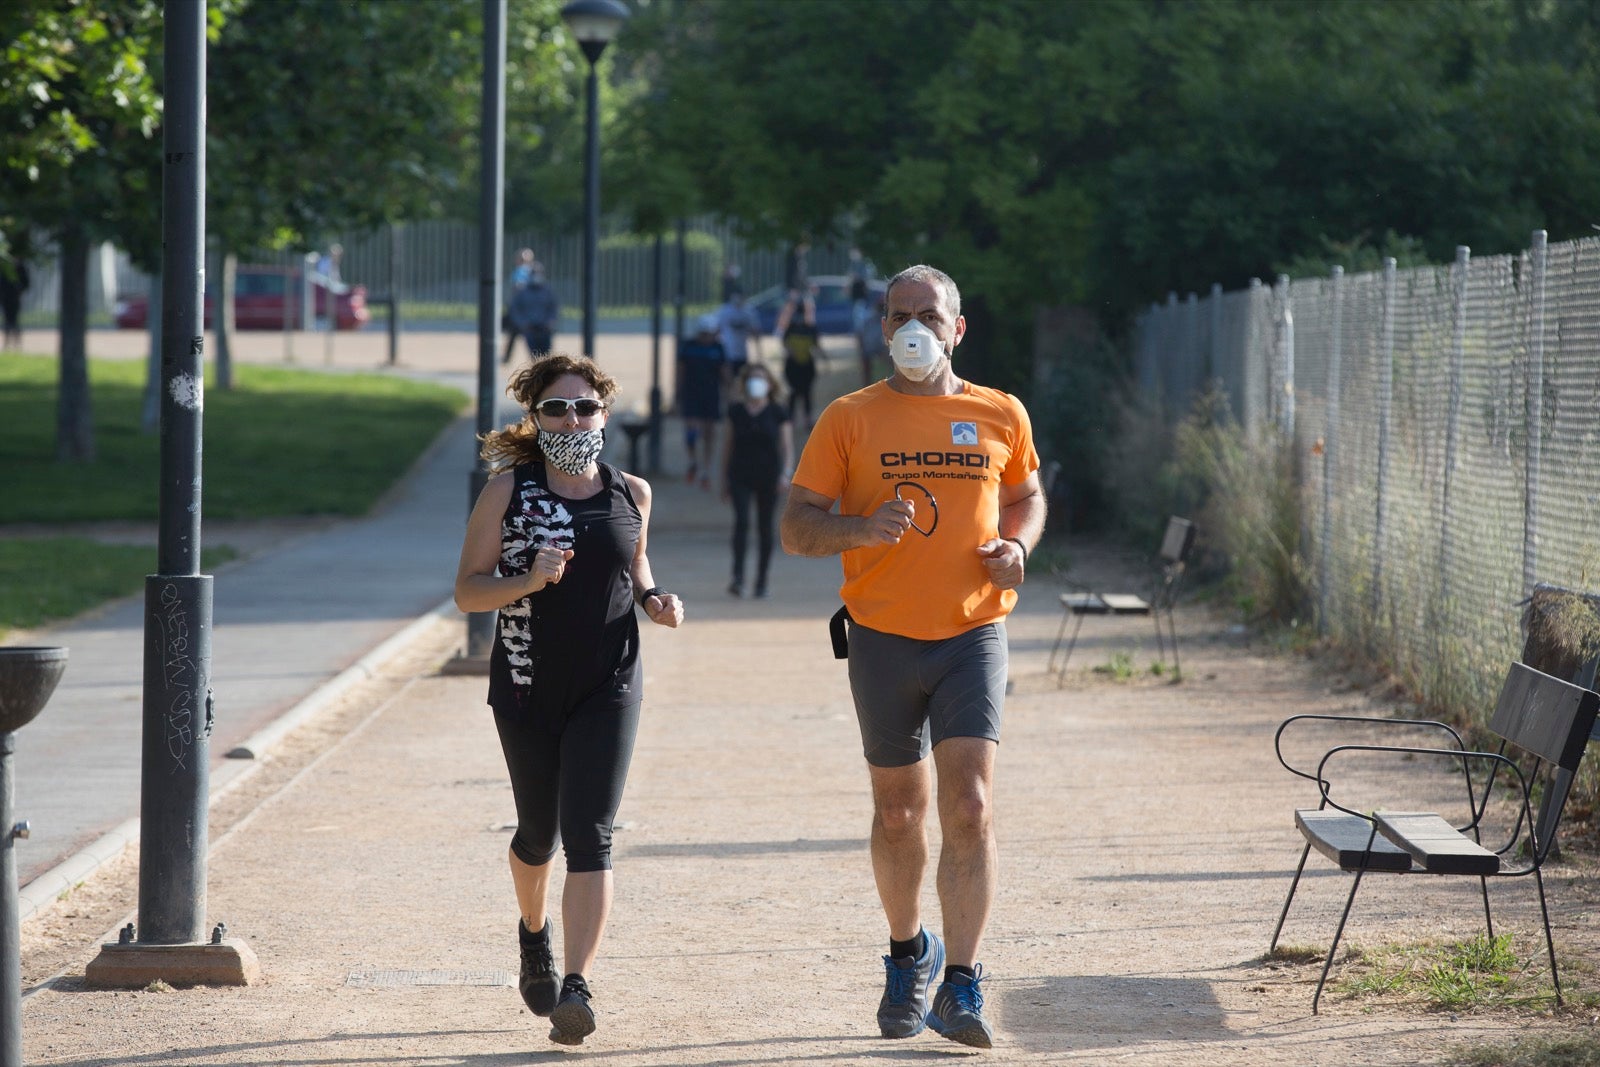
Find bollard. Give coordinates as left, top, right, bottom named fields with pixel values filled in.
left=0, top=647, right=68, bottom=1067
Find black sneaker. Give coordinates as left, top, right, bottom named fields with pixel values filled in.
left=927, top=964, right=993, bottom=1048
left=517, top=919, right=559, bottom=1017
left=728, top=580, right=744, bottom=598
left=548, top=975, right=596, bottom=1045
left=877, top=929, right=944, bottom=1038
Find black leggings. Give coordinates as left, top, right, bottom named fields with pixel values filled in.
left=784, top=359, right=816, bottom=425
left=492, top=688, right=641, bottom=873
left=730, top=479, right=778, bottom=586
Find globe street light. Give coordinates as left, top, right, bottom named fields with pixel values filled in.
left=561, top=0, right=629, bottom=358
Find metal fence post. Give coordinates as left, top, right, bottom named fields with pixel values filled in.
left=1370, top=258, right=1397, bottom=638
left=1524, top=230, right=1548, bottom=597
left=1207, top=282, right=1222, bottom=388
left=1319, top=266, right=1344, bottom=635
left=1439, top=246, right=1470, bottom=615
left=1275, top=273, right=1295, bottom=440
left=1171, top=292, right=1184, bottom=415
left=1246, top=277, right=1263, bottom=439
left=1182, top=291, right=1199, bottom=414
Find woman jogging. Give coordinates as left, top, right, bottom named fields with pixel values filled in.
left=454, top=353, right=684, bottom=1047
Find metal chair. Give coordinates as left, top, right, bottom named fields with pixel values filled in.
left=1048, top=516, right=1196, bottom=684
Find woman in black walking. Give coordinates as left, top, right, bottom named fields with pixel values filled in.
left=454, top=353, right=684, bottom=1047
left=720, top=361, right=794, bottom=598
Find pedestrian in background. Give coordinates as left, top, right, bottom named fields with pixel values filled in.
left=720, top=361, right=793, bottom=599
left=505, top=266, right=560, bottom=364
left=716, top=289, right=762, bottom=380
left=776, top=290, right=824, bottom=429
left=677, top=313, right=727, bottom=488
left=455, top=352, right=684, bottom=1047
left=503, top=248, right=539, bottom=362
left=0, top=249, right=28, bottom=349
left=779, top=264, right=1045, bottom=1050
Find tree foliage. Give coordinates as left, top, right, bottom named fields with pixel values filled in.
left=611, top=0, right=1600, bottom=390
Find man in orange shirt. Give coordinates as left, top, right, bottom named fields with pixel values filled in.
left=780, top=264, right=1046, bottom=1049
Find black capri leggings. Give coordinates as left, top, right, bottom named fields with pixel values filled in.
left=492, top=688, right=642, bottom=873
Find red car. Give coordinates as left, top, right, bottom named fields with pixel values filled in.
left=113, top=265, right=370, bottom=331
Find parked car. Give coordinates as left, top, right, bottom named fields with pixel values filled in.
left=113, top=265, right=370, bottom=331
left=748, top=274, right=886, bottom=336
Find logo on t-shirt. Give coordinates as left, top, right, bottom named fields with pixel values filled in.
left=950, top=421, right=978, bottom=445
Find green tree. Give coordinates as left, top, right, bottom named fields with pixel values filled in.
left=0, top=0, right=171, bottom=460
left=614, top=0, right=1600, bottom=391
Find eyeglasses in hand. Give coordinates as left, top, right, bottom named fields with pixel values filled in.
left=893, top=481, right=938, bottom=537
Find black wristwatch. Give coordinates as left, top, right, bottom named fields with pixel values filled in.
left=638, top=586, right=667, bottom=606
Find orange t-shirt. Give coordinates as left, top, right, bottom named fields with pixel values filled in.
left=792, top=380, right=1040, bottom=640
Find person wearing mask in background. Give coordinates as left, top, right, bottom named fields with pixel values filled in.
left=677, top=313, right=728, bottom=489
left=720, top=361, right=793, bottom=599
left=454, top=353, right=684, bottom=1047
left=503, top=248, right=539, bottom=362
left=506, top=265, right=560, bottom=364
left=779, top=264, right=1045, bottom=1050
left=716, top=289, right=763, bottom=382
left=775, top=290, right=824, bottom=430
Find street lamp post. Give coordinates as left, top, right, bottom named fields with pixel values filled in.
left=561, top=0, right=629, bottom=359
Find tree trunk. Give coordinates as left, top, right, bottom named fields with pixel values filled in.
left=141, top=272, right=162, bottom=433
left=215, top=247, right=235, bottom=389
left=55, top=225, right=95, bottom=462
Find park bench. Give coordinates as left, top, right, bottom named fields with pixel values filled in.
left=1518, top=583, right=1600, bottom=854
left=1269, top=660, right=1599, bottom=1013
left=1047, top=515, right=1195, bottom=683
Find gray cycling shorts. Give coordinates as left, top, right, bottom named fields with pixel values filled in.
left=845, top=620, right=1006, bottom=768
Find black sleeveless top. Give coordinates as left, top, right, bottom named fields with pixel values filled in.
left=489, top=461, right=643, bottom=711
left=726, top=401, right=789, bottom=488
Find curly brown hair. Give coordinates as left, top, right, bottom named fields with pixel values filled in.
left=479, top=352, right=619, bottom=474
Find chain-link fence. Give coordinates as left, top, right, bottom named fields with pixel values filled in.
left=1137, top=231, right=1600, bottom=712
left=16, top=215, right=861, bottom=325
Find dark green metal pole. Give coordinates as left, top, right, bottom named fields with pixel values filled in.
left=467, top=0, right=506, bottom=659
left=141, top=0, right=211, bottom=946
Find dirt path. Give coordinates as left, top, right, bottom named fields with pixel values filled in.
left=17, top=527, right=1600, bottom=1065
left=12, top=328, right=1600, bottom=1063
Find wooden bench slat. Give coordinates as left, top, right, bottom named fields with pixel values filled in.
left=1374, top=811, right=1500, bottom=875
left=1100, top=594, right=1151, bottom=614
left=1295, top=809, right=1413, bottom=872
left=1061, top=593, right=1110, bottom=614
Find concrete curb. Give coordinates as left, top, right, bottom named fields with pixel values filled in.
left=16, top=596, right=460, bottom=925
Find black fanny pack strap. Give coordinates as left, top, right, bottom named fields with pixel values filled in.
left=829, top=604, right=852, bottom=660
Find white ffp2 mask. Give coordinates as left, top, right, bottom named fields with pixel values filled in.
left=890, top=320, right=946, bottom=382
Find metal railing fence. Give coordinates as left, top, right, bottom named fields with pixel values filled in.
left=1137, top=231, right=1600, bottom=712
left=17, top=215, right=859, bottom=322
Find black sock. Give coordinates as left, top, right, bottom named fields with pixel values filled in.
left=518, top=918, right=549, bottom=945
left=945, top=964, right=976, bottom=984
left=889, top=930, right=925, bottom=961
left=561, top=973, right=590, bottom=998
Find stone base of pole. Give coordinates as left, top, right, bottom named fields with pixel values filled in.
left=85, top=937, right=259, bottom=989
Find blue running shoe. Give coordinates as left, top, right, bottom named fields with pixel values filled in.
left=927, top=964, right=993, bottom=1048
left=877, top=929, right=945, bottom=1038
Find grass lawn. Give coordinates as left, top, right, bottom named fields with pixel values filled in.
left=0, top=355, right=467, bottom=523
left=1, top=355, right=465, bottom=635
left=0, top=538, right=237, bottom=639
